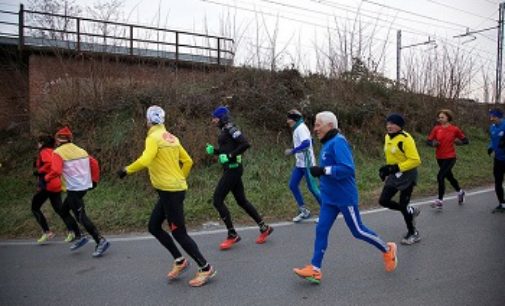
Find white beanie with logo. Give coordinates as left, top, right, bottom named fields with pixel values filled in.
left=146, top=105, right=165, bottom=125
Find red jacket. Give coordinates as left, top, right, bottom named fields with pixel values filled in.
left=427, top=124, right=466, bottom=159
left=35, top=147, right=61, bottom=192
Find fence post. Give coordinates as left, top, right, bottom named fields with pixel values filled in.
left=18, top=4, right=24, bottom=50
left=130, top=25, right=133, bottom=55
left=76, top=17, right=80, bottom=52
left=175, top=32, right=179, bottom=62
left=217, top=37, right=221, bottom=65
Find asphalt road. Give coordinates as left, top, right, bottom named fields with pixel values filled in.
left=1, top=188, right=504, bottom=306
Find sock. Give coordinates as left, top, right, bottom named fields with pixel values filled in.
left=175, top=257, right=185, bottom=265
left=200, top=263, right=210, bottom=272
left=228, top=229, right=237, bottom=237
left=312, top=265, right=321, bottom=272
left=258, top=221, right=268, bottom=232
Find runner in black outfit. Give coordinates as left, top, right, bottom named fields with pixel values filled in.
left=206, top=106, right=273, bottom=250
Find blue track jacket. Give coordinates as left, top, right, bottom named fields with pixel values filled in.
left=318, top=131, right=358, bottom=206
left=489, top=119, right=505, bottom=161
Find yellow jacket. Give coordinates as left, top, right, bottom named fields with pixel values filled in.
left=384, top=131, right=421, bottom=172
left=126, top=124, right=193, bottom=191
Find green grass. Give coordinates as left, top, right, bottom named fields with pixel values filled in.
left=0, top=126, right=493, bottom=238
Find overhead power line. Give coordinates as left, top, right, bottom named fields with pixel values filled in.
left=362, top=0, right=471, bottom=29
left=264, top=0, right=499, bottom=62
left=313, top=0, right=462, bottom=32
left=424, top=0, right=496, bottom=22
left=201, top=0, right=394, bottom=45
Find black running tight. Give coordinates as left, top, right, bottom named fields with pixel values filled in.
left=493, top=158, right=505, bottom=204
left=62, top=190, right=100, bottom=243
left=212, top=166, right=263, bottom=232
left=148, top=190, right=207, bottom=268
left=31, top=189, right=79, bottom=234
left=436, top=158, right=461, bottom=200
left=379, top=184, right=416, bottom=234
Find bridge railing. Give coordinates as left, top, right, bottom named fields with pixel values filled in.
left=0, top=5, right=234, bottom=65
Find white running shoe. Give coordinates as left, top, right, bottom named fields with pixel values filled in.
left=431, top=199, right=443, bottom=209
left=457, top=190, right=465, bottom=205
left=293, top=208, right=311, bottom=222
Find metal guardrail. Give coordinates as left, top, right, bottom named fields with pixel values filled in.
left=0, top=5, right=234, bottom=65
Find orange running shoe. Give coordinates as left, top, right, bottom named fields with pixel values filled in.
left=293, top=264, right=322, bottom=284
left=188, top=266, right=216, bottom=287
left=255, top=226, right=273, bottom=244
left=383, top=242, right=398, bottom=272
left=219, top=235, right=241, bottom=250
left=167, top=258, right=190, bottom=280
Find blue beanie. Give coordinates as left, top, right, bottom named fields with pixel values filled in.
left=212, top=106, right=229, bottom=119
left=489, top=108, right=503, bottom=118
left=386, top=113, right=405, bottom=128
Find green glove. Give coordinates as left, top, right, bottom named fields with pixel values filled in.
left=218, top=154, right=229, bottom=164
left=206, top=143, right=214, bottom=155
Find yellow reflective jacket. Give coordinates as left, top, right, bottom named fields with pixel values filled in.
left=384, top=131, right=421, bottom=172
left=126, top=124, right=193, bottom=191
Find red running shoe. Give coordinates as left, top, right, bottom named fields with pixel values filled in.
left=219, top=235, right=241, bottom=250
left=255, top=226, right=273, bottom=244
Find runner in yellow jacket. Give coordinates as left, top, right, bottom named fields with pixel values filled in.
left=118, top=105, right=215, bottom=287
left=378, top=113, right=422, bottom=245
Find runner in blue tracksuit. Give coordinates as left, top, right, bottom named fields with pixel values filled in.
left=293, top=111, right=397, bottom=284
left=488, top=108, right=505, bottom=213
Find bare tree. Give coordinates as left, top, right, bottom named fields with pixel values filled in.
left=27, top=0, right=81, bottom=40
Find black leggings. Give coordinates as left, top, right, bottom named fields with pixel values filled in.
left=493, top=158, right=505, bottom=204
left=62, top=190, right=100, bottom=243
left=31, top=190, right=79, bottom=233
left=379, top=183, right=416, bottom=234
left=437, top=158, right=461, bottom=200
left=213, top=166, right=263, bottom=232
left=148, top=190, right=207, bottom=268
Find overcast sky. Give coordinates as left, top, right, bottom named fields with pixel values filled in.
left=0, top=0, right=502, bottom=101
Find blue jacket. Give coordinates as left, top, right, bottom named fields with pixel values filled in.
left=489, top=120, right=505, bottom=161
left=318, top=130, right=358, bottom=206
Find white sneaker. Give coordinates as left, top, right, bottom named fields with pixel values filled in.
left=457, top=190, right=465, bottom=205
left=431, top=199, right=443, bottom=209
left=293, top=208, right=311, bottom=222
left=401, top=231, right=421, bottom=245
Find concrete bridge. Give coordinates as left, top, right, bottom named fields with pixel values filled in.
left=0, top=5, right=234, bottom=131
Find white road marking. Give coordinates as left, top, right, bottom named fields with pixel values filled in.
left=0, top=188, right=494, bottom=246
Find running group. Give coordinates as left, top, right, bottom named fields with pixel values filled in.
left=30, top=105, right=505, bottom=287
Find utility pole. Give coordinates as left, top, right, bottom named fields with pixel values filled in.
left=453, top=3, right=504, bottom=103
left=396, top=30, right=436, bottom=85
left=397, top=30, right=401, bottom=84
left=496, top=2, right=504, bottom=103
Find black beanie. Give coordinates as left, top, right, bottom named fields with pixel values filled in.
left=287, top=109, right=303, bottom=121
left=386, top=113, right=405, bottom=128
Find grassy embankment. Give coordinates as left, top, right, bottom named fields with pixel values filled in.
left=0, top=120, right=492, bottom=238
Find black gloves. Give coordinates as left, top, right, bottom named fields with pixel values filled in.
left=426, top=140, right=439, bottom=147
left=32, top=170, right=39, bottom=177
left=499, top=136, right=505, bottom=149
left=488, top=148, right=494, bottom=156
left=117, top=168, right=127, bottom=179
left=310, top=166, right=325, bottom=177
left=379, top=164, right=400, bottom=181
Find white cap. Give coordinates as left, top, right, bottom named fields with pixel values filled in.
left=146, top=105, right=165, bottom=124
